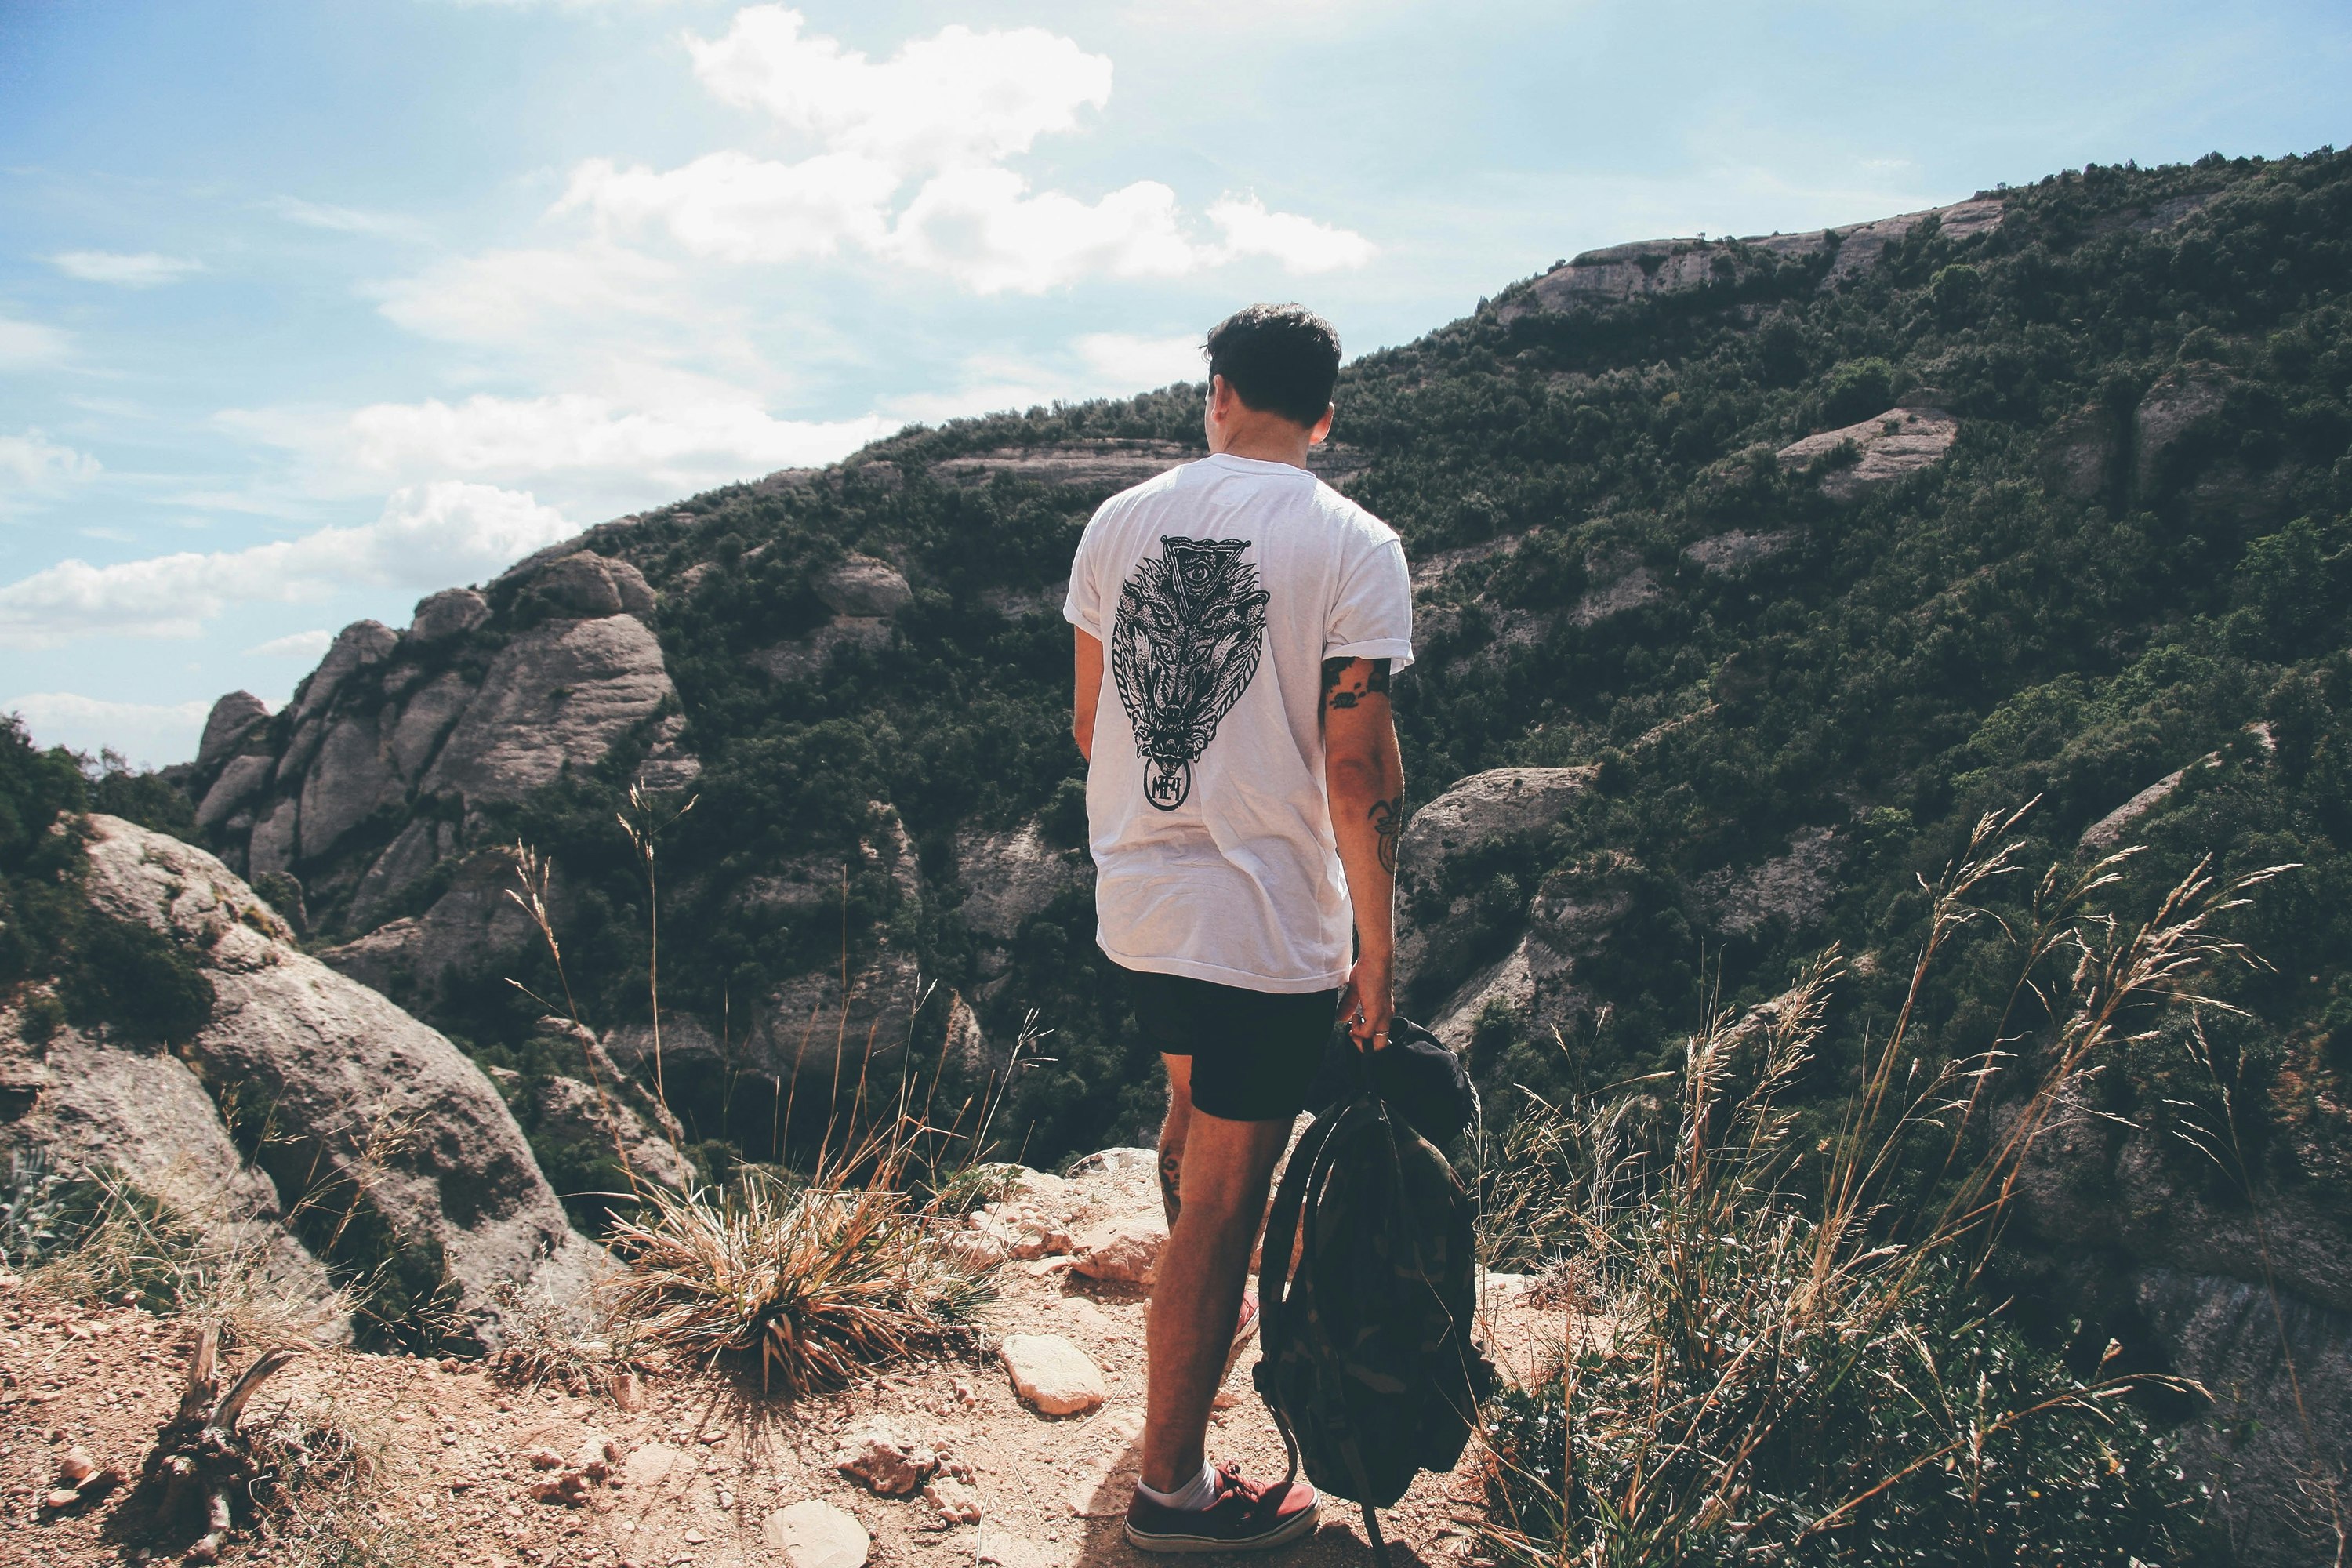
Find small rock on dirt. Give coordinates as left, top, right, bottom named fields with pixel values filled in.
left=834, top=1420, right=938, bottom=1496
left=979, top=1534, right=1068, bottom=1568
left=1071, top=1216, right=1164, bottom=1284
left=926, top=1476, right=983, bottom=1526
left=1001, top=1333, right=1106, bottom=1415
left=767, top=1499, right=871, bottom=1568
left=622, top=1440, right=688, bottom=1490
left=56, top=1446, right=94, bottom=1485
left=610, top=1369, right=645, bottom=1410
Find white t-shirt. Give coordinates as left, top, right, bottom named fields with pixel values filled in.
left=1063, top=452, right=1414, bottom=993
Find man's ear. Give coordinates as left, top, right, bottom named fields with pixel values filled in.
left=1308, top=403, right=1335, bottom=446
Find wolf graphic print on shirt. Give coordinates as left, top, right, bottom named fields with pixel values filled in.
left=1110, top=536, right=1270, bottom=811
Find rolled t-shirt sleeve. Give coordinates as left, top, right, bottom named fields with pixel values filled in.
left=1325, top=535, right=1414, bottom=672
left=1062, top=505, right=1112, bottom=637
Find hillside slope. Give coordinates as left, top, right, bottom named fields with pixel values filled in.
left=169, top=147, right=2352, bottom=1555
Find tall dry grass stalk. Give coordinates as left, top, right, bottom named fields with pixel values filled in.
left=617, top=780, right=697, bottom=1122
left=1480, top=809, right=2280, bottom=1565
left=506, top=838, right=657, bottom=1202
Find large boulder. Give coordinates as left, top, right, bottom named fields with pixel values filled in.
left=288, top=620, right=401, bottom=731
left=1396, top=767, right=1596, bottom=986
left=815, top=554, right=913, bottom=618
left=955, top=822, right=1091, bottom=946
left=409, top=586, right=490, bottom=643
left=3, top=1010, right=334, bottom=1316
left=195, top=691, right=270, bottom=773
left=298, top=708, right=404, bottom=862
left=422, top=615, right=675, bottom=808
left=322, top=846, right=549, bottom=1014
left=74, top=815, right=599, bottom=1330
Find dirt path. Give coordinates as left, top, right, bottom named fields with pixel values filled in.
left=2, top=1152, right=1567, bottom=1568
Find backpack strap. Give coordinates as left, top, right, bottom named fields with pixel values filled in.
left=1253, top=1099, right=1346, bottom=1385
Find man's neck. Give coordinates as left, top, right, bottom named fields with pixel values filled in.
left=1208, top=423, right=1314, bottom=470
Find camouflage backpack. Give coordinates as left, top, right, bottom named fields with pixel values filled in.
left=1253, top=1035, right=1494, bottom=1565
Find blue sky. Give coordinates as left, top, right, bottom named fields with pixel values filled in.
left=2, top=0, right=2346, bottom=764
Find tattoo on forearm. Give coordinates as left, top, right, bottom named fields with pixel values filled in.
left=1370, top=796, right=1401, bottom=875
left=1159, top=1143, right=1182, bottom=1228
left=1323, top=657, right=1392, bottom=712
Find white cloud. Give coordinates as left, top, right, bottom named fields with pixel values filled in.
left=3, top=693, right=213, bottom=768
left=0, top=430, right=102, bottom=489
left=347, top=392, right=887, bottom=483
left=49, top=251, right=205, bottom=288
left=267, top=195, right=433, bottom=242
left=371, top=244, right=684, bottom=349
left=0, top=482, right=574, bottom=648
left=223, top=391, right=886, bottom=500
left=890, top=168, right=1199, bottom=292
left=1207, top=194, right=1377, bottom=272
left=561, top=150, right=897, bottom=262
left=0, top=317, right=71, bottom=370
left=687, top=6, right=1112, bottom=172
left=1074, top=332, right=1204, bottom=389
left=245, top=629, right=334, bottom=659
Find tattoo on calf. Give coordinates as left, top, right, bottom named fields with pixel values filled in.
left=1159, top=1142, right=1182, bottom=1228
left=1370, top=795, right=1401, bottom=874
left=1322, top=656, right=1393, bottom=712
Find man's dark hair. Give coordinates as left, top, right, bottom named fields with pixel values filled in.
left=1205, top=303, right=1341, bottom=428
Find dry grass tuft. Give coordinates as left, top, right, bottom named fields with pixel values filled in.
left=597, top=1123, right=993, bottom=1396
left=6, top=1154, right=348, bottom=1347
left=486, top=1276, right=642, bottom=1393
left=241, top=1389, right=416, bottom=1568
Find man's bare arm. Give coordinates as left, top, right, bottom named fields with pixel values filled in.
left=1073, top=627, right=1105, bottom=762
left=1323, top=656, right=1403, bottom=1049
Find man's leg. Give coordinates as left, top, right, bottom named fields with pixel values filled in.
left=1141, top=1054, right=1290, bottom=1493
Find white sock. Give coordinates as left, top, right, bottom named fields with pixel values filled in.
left=1138, top=1462, right=1218, bottom=1512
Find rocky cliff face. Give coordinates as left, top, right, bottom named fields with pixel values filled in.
left=2004, top=1091, right=2352, bottom=1563
left=2, top=816, right=603, bottom=1343
left=181, top=548, right=698, bottom=1019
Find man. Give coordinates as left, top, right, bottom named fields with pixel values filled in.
left=1064, top=303, right=1411, bottom=1554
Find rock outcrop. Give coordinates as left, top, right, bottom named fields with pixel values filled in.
left=751, top=554, right=912, bottom=683
left=6, top=816, right=598, bottom=1339
left=1690, top=826, right=1844, bottom=937
left=1504, top=197, right=2004, bottom=318
left=1398, top=768, right=1597, bottom=975
left=2006, top=1091, right=2352, bottom=1566
left=1777, top=407, right=1960, bottom=501
left=176, top=548, right=697, bottom=1017
left=953, top=821, right=1092, bottom=998
left=1396, top=768, right=1602, bottom=1043
left=1682, top=528, right=1795, bottom=574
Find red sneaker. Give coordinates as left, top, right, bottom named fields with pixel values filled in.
left=1125, top=1463, right=1319, bottom=1554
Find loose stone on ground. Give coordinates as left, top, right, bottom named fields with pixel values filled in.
left=1000, top=1334, right=1107, bottom=1416
left=767, top=1499, right=872, bottom=1568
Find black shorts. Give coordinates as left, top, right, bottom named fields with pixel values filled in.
left=1120, top=966, right=1345, bottom=1123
